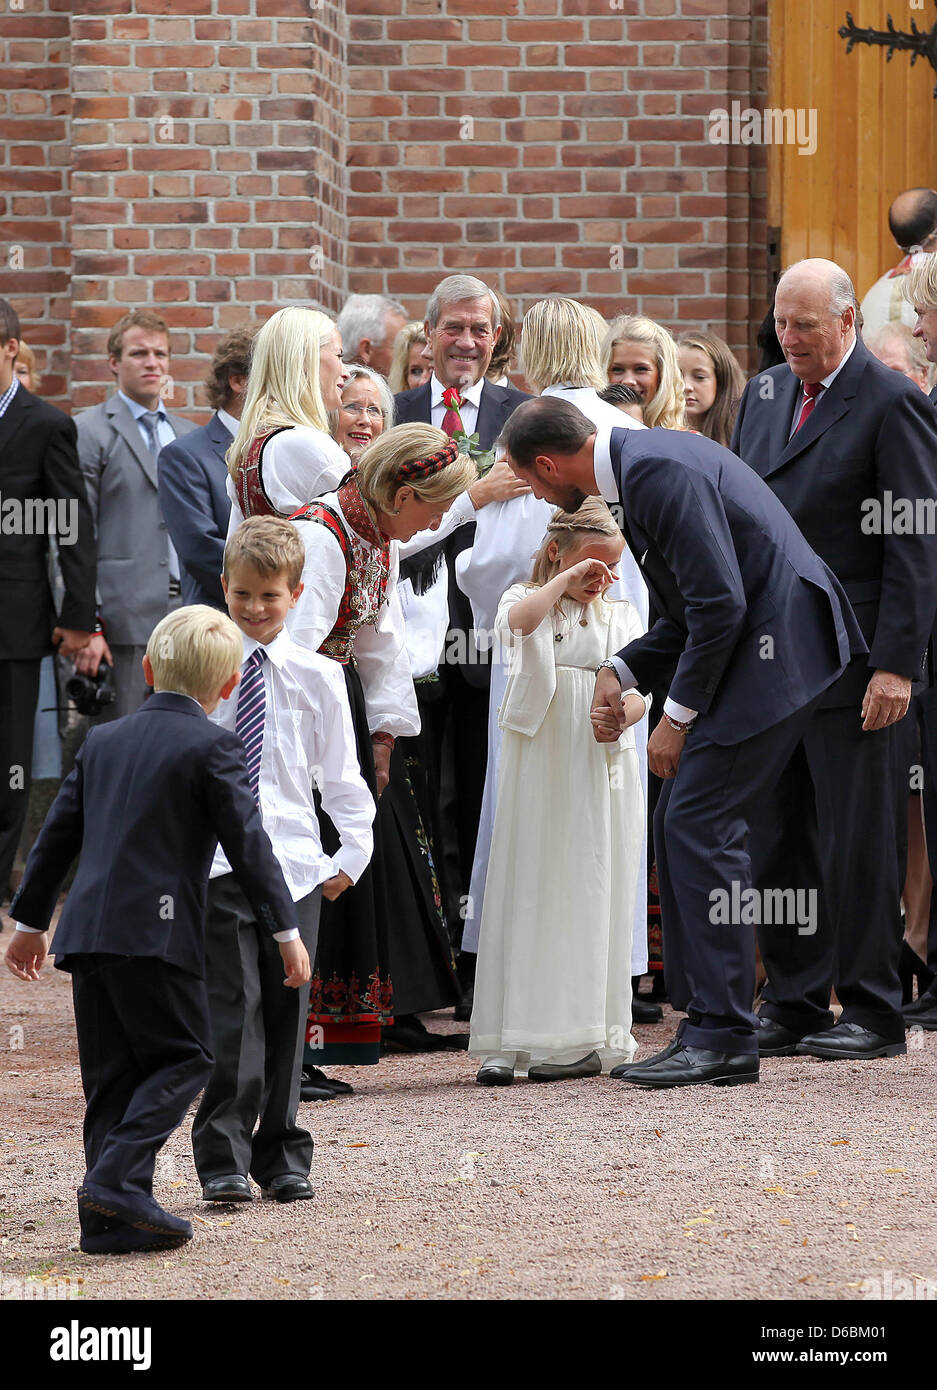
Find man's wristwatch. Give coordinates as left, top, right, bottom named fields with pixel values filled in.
left=595, top=659, right=621, bottom=682
left=663, top=713, right=693, bottom=736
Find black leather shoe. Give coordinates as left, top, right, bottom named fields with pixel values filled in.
left=756, top=1015, right=827, bottom=1057
left=476, top=1064, right=513, bottom=1086
left=202, top=1175, right=253, bottom=1203
left=382, top=1017, right=470, bottom=1052
left=301, top=1067, right=353, bottom=1098
left=631, top=997, right=664, bottom=1024
left=795, top=1022, right=906, bottom=1060
left=262, top=1175, right=314, bottom=1203
left=80, top=1223, right=191, bottom=1255
left=611, top=1044, right=759, bottom=1089
left=78, top=1183, right=193, bottom=1239
left=527, top=1051, right=601, bottom=1082
left=609, top=1036, right=682, bottom=1076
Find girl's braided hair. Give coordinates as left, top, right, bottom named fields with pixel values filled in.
left=529, top=497, right=621, bottom=591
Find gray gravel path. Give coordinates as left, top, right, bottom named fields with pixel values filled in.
left=2, top=957, right=936, bottom=1301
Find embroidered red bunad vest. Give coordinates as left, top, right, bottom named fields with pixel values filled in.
left=234, top=431, right=390, bottom=664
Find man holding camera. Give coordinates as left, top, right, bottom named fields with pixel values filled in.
left=0, top=299, right=97, bottom=905
left=74, top=310, right=197, bottom=720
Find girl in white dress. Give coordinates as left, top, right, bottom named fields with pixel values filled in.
left=470, top=499, right=649, bottom=1084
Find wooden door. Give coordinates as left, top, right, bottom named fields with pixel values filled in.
left=769, top=0, right=937, bottom=299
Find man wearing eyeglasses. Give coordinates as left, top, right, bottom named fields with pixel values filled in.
left=859, top=187, right=937, bottom=341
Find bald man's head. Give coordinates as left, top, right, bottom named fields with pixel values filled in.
left=774, top=259, right=857, bottom=383
left=889, top=188, right=937, bottom=252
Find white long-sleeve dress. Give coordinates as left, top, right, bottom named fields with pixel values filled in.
left=458, top=385, right=650, bottom=973
left=469, top=588, right=648, bottom=1070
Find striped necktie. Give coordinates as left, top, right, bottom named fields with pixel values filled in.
left=235, top=647, right=267, bottom=804
left=793, top=381, right=823, bottom=433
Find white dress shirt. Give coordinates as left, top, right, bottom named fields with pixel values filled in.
left=216, top=407, right=239, bottom=437
left=592, top=425, right=697, bottom=725
left=209, top=629, right=374, bottom=905
left=120, top=390, right=181, bottom=580
left=225, top=425, right=350, bottom=539
left=430, top=372, right=484, bottom=436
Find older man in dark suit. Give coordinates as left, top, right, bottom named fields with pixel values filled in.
left=394, top=276, right=531, bottom=968
left=0, top=299, right=97, bottom=904
left=732, top=258, right=937, bottom=1061
left=157, top=328, right=254, bottom=611
left=501, top=396, right=865, bottom=1088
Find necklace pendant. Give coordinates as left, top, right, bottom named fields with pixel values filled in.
left=579, top=617, right=588, bottom=626
left=554, top=632, right=563, bottom=643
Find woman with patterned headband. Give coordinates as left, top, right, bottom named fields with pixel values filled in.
left=287, top=424, right=477, bottom=1086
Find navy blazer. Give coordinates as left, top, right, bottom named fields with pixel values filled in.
left=157, top=413, right=233, bottom=610
left=732, top=338, right=937, bottom=706
left=9, top=692, right=299, bottom=974
left=392, top=378, right=532, bottom=451
left=608, top=427, right=867, bottom=747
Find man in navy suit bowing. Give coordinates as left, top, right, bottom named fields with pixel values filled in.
left=732, top=259, right=937, bottom=1061
left=500, top=396, right=865, bottom=1088
left=158, top=327, right=254, bottom=610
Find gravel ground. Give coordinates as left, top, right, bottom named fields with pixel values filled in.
left=2, top=944, right=936, bottom=1303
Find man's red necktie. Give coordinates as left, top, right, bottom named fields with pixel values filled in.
left=793, top=381, right=823, bottom=433
left=441, top=392, right=463, bottom=437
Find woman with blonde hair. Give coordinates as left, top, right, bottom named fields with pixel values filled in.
left=226, top=305, right=350, bottom=527
left=14, top=340, right=39, bottom=393
left=460, top=296, right=651, bottom=1001
left=287, top=424, right=477, bottom=1085
left=387, top=321, right=431, bottom=395
left=603, top=313, right=686, bottom=429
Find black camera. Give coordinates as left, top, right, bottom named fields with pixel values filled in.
left=66, top=661, right=116, bottom=717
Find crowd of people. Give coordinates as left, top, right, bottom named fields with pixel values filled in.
left=6, top=182, right=937, bottom=1252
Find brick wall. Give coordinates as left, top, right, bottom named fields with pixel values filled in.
left=69, top=0, right=347, bottom=412
left=4, top=0, right=768, bottom=413
left=347, top=0, right=769, bottom=369
left=0, top=0, right=72, bottom=403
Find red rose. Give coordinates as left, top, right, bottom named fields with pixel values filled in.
left=441, top=386, right=463, bottom=410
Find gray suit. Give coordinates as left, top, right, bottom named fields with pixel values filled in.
left=76, top=394, right=197, bottom=717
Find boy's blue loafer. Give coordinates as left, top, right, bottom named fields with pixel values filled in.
left=78, top=1183, right=193, bottom=1239
left=80, top=1223, right=191, bottom=1255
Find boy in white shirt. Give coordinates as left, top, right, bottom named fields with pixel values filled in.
left=192, top=516, right=375, bottom=1205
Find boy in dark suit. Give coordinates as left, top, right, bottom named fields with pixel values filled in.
left=3, top=605, right=308, bottom=1254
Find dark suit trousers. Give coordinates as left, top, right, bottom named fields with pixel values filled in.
left=654, top=697, right=825, bottom=1054
left=913, top=687, right=937, bottom=964
left=191, top=874, right=320, bottom=1186
left=0, top=659, right=41, bottom=900
left=70, top=953, right=214, bottom=1198
left=750, top=705, right=906, bottom=1041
